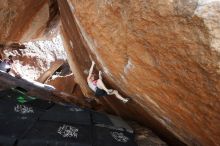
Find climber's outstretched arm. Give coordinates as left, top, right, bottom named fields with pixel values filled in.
left=87, top=61, right=95, bottom=81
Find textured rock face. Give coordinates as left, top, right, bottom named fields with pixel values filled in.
left=46, top=73, right=85, bottom=98
left=3, top=35, right=66, bottom=80
left=58, top=0, right=220, bottom=146
left=46, top=74, right=75, bottom=93
left=0, top=0, right=60, bottom=44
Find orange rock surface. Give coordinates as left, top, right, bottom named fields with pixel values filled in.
left=58, top=0, right=220, bottom=146
left=46, top=74, right=87, bottom=106
left=0, top=0, right=59, bottom=43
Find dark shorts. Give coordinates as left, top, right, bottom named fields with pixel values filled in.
left=95, top=88, right=108, bottom=97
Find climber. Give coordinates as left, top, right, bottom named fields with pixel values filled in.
left=87, top=61, right=129, bottom=103
left=0, top=55, right=20, bottom=78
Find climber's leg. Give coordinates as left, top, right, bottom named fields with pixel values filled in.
left=111, top=90, right=129, bottom=103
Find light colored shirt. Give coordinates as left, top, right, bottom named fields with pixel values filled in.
left=88, top=80, right=97, bottom=92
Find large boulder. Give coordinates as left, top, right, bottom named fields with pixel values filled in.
left=0, top=0, right=60, bottom=44
left=58, top=0, right=220, bottom=146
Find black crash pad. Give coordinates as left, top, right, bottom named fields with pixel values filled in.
left=93, top=125, right=137, bottom=146
left=0, top=100, right=44, bottom=120
left=0, top=89, right=54, bottom=110
left=43, top=104, right=84, bottom=112
left=40, top=104, right=91, bottom=125
left=0, top=117, right=35, bottom=146
left=0, top=89, right=29, bottom=103
left=18, top=121, right=92, bottom=146
left=91, top=111, right=113, bottom=126
left=26, top=99, right=54, bottom=110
